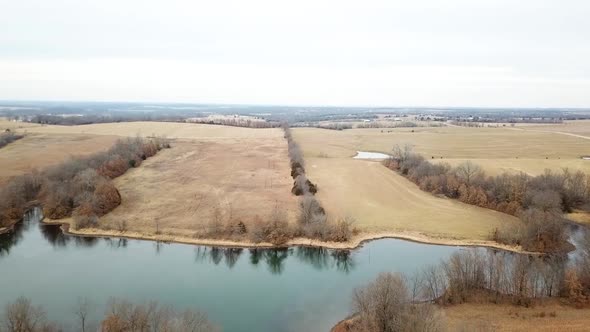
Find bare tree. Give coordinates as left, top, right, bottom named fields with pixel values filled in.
left=351, top=272, right=444, bottom=332
left=2, top=297, right=47, bottom=332
left=74, top=297, right=92, bottom=332
left=454, top=161, right=483, bottom=186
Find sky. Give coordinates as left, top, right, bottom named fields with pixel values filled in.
left=1, top=0, right=589, bottom=107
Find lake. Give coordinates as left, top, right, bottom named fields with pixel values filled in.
left=0, top=209, right=516, bottom=331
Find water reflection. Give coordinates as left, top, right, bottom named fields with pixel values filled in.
left=191, top=246, right=356, bottom=274
left=0, top=220, right=26, bottom=256
left=263, top=248, right=289, bottom=274
left=0, top=210, right=360, bottom=273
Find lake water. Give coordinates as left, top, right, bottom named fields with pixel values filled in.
left=0, top=209, right=528, bottom=331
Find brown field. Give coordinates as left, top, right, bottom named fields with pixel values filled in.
left=292, top=124, right=590, bottom=241
left=299, top=156, right=519, bottom=241
left=522, top=120, right=590, bottom=138
left=14, top=121, right=280, bottom=140
left=100, top=137, right=298, bottom=238
left=0, top=132, right=119, bottom=185
left=444, top=301, right=590, bottom=331
left=2, top=119, right=299, bottom=241
left=293, top=124, right=590, bottom=175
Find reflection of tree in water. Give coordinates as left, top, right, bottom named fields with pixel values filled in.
left=294, top=247, right=356, bottom=273
left=331, top=250, right=355, bottom=273
left=193, top=247, right=244, bottom=268
left=39, top=224, right=99, bottom=249
left=295, top=247, right=330, bottom=270
left=194, top=246, right=209, bottom=263
left=0, top=221, right=26, bottom=256
left=210, top=247, right=223, bottom=265
left=263, top=248, right=290, bottom=275
left=73, top=235, right=98, bottom=247
left=40, top=224, right=70, bottom=247
left=224, top=248, right=243, bottom=269
left=154, top=241, right=164, bottom=254
left=105, top=238, right=128, bottom=249
left=249, top=249, right=263, bottom=265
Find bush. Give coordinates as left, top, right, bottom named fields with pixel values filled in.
left=0, top=131, right=24, bottom=148
left=73, top=214, right=99, bottom=230
left=0, top=137, right=167, bottom=227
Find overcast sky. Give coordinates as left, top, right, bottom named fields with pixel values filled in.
left=1, top=0, right=589, bottom=107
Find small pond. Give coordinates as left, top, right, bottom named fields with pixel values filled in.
left=353, top=151, right=391, bottom=160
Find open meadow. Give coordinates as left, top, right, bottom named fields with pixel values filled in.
left=292, top=123, right=590, bottom=241
left=1, top=120, right=299, bottom=240
left=293, top=124, right=590, bottom=176
left=444, top=301, right=590, bottom=332
left=0, top=119, right=119, bottom=185
left=100, top=137, right=298, bottom=239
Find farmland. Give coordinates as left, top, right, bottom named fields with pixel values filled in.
left=292, top=123, right=590, bottom=242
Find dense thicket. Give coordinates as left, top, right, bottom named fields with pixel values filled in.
left=0, top=137, right=170, bottom=229
left=0, top=297, right=217, bottom=332
left=385, top=144, right=590, bottom=252
left=0, top=131, right=24, bottom=149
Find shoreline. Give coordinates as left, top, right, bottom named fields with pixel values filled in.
left=40, top=218, right=534, bottom=254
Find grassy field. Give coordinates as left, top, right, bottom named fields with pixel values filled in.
left=1, top=119, right=298, bottom=240
left=100, top=138, right=298, bottom=238
left=522, top=120, right=590, bottom=138
left=292, top=124, right=590, bottom=241
left=3, top=119, right=588, bottom=245
left=0, top=132, right=119, bottom=185
left=299, top=156, right=518, bottom=241
left=293, top=124, right=590, bottom=175
left=16, top=121, right=281, bottom=140
left=444, top=301, right=590, bottom=331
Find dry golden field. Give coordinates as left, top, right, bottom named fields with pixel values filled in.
left=2, top=120, right=298, bottom=240
left=293, top=124, right=590, bottom=175
left=522, top=120, right=590, bottom=138
left=16, top=121, right=281, bottom=140
left=100, top=138, right=298, bottom=238
left=444, top=301, right=590, bottom=332
left=298, top=156, right=519, bottom=241
left=0, top=119, right=120, bottom=185
left=292, top=124, right=590, bottom=241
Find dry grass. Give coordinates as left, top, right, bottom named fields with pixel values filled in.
left=100, top=138, right=298, bottom=238
left=14, top=121, right=283, bottom=140
left=299, top=156, right=519, bottom=240
left=292, top=127, right=526, bottom=240
left=567, top=210, right=590, bottom=225
left=293, top=125, right=590, bottom=175
left=0, top=133, right=119, bottom=185
left=522, top=120, right=590, bottom=138
left=444, top=301, right=590, bottom=332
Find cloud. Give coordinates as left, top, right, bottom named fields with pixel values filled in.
left=0, top=0, right=589, bottom=106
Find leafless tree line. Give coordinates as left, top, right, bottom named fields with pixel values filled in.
left=201, top=199, right=355, bottom=246
left=349, top=272, right=445, bottom=332
left=386, top=144, right=590, bottom=252
left=282, top=124, right=317, bottom=196
left=355, top=121, right=419, bottom=129
left=189, top=117, right=280, bottom=128
left=0, top=137, right=171, bottom=230
left=347, top=243, right=590, bottom=332
left=0, top=296, right=217, bottom=332
left=0, top=131, right=24, bottom=149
